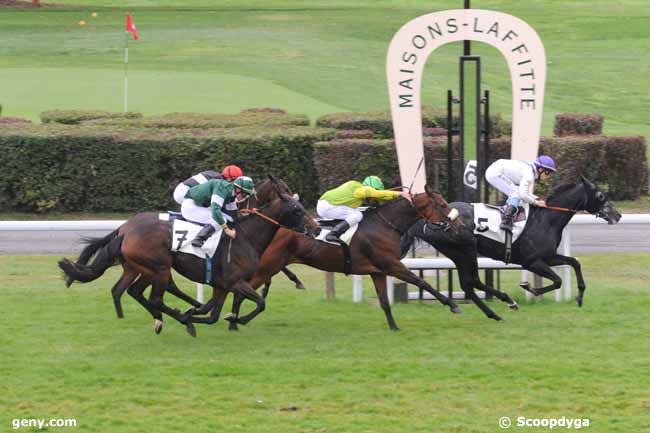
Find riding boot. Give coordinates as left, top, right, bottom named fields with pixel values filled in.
left=325, top=221, right=350, bottom=243
left=500, top=204, right=517, bottom=232
left=191, top=225, right=216, bottom=248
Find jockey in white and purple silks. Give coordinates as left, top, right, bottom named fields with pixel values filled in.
left=485, top=155, right=557, bottom=231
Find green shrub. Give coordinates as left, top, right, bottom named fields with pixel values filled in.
left=316, top=107, right=510, bottom=138
left=83, top=111, right=310, bottom=129
left=0, top=124, right=334, bottom=212
left=40, top=110, right=142, bottom=125
left=313, top=138, right=449, bottom=194
left=486, top=135, right=647, bottom=200
left=554, top=113, right=604, bottom=136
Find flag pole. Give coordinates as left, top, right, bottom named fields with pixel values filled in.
left=123, top=27, right=129, bottom=113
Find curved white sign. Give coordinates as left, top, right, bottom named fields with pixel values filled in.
left=387, top=9, right=546, bottom=192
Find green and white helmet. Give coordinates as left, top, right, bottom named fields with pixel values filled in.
left=233, top=176, right=255, bottom=194
left=362, top=175, right=384, bottom=190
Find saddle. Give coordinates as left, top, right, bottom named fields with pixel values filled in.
left=484, top=204, right=527, bottom=223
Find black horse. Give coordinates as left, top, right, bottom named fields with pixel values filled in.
left=401, top=176, right=621, bottom=315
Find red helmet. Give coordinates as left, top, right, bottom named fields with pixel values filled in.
left=221, top=165, right=243, bottom=181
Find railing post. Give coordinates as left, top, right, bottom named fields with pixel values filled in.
left=325, top=272, right=336, bottom=299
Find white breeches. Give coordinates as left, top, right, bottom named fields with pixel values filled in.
left=173, top=183, right=190, bottom=205
left=181, top=199, right=217, bottom=227
left=316, top=200, right=363, bottom=226
left=485, top=164, right=519, bottom=198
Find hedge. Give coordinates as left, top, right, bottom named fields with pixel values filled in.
left=40, top=110, right=143, bottom=125
left=312, top=138, right=451, bottom=195
left=554, top=113, right=604, bottom=136
left=316, top=107, right=511, bottom=139
left=487, top=135, right=647, bottom=200
left=82, top=111, right=310, bottom=129
left=0, top=124, right=334, bottom=212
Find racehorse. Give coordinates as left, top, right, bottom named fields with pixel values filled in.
left=212, top=186, right=465, bottom=331
left=400, top=176, right=621, bottom=311
left=58, top=177, right=318, bottom=336
left=63, top=176, right=310, bottom=323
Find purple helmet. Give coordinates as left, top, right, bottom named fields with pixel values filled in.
left=534, top=155, right=557, bottom=172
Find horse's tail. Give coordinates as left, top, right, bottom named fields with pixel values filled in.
left=58, top=231, right=123, bottom=287
left=77, top=230, right=120, bottom=265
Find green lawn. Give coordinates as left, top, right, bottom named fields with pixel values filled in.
left=1, top=253, right=649, bottom=432
left=1, top=0, right=649, bottom=140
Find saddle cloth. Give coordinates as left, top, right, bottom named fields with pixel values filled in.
left=471, top=203, right=529, bottom=244
left=159, top=213, right=222, bottom=258
left=315, top=222, right=360, bottom=245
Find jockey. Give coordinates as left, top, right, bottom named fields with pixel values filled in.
left=172, top=165, right=244, bottom=205
left=317, top=175, right=412, bottom=243
left=182, top=175, right=255, bottom=247
left=485, top=155, right=557, bottom=231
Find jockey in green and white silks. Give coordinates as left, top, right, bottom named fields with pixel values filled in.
left=181, top=175, right=255, bottom=247
left=173, top=165, right=243, bottom=204
left=316, top=175, right=411, bottom=242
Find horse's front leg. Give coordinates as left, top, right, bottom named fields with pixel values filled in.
left=186, top=288, right=228, bottom=326
left=227, top=292, right=245, bottom=331
left=369, top=273, right=399, bottom=330
left=546, top=254, right=586, bottom=306
left=281, top=267, right=306, bottom=290
left=522, top=259, right=563, bottom=297
left=227, top=280, right=265, bottom=326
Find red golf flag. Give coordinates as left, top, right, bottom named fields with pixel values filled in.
left=125, top=15, right=139, bottom=40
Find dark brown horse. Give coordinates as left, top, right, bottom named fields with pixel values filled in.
left=215, top=186, right=464, bottom=331
left=58, top=177, right=318, bottom=336
left=63, top=177, right=310, bottom=325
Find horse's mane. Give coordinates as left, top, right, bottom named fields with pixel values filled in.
left=546, top=182, right=578, bottom=204
left=363, top=195, right=408, bottom=216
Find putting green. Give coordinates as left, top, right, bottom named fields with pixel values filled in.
left=0, top=67, right=344, bottom=122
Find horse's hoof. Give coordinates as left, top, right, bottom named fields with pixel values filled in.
left=390, top=326, right=400, bottom=331
left=492, top=315, right=503, bottom=321
left=186, top=324, right=197, bottom=338
left=154, top=319, right=163, bottom=334
left=296, top=283, right=306, bottom=290
left=576, top=296, right=583, bottom=307
left=224, top=313, right=237, bottom=322
left=519, top=282, right=531, bottom=290
left=228, top=324, right=239, bottom=332
left=508, top=302, right=519, bottom=310
left=450, top=305, right=462, bottom=314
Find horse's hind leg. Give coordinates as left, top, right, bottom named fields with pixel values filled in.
left=547, top=255, right=586, bottom=306
left=475, top=279, right=518, bottom=310
left=370, top=273, right=399, bottom=330
left=186, top=289, right=228, bottom=325
left=388, top=264, right=461, bottom=314
left=281, top=267, right=305, bottom=290
left=456, top=268, right=502, bottom=321
left=148, top=272, right=197, bottom=337
left=110, top=267, right=139, bottom=318
left=167, top=277, right=202, bottom=308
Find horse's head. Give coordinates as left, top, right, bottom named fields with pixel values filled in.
left=267, top=191, right=319, bottom=236
left=580, top=176, right=621, bottom=224
left=412, top=185, right=464, bottom=229
left=252, top=176, right=318, bottom=236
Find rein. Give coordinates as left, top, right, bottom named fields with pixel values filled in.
left=544, top=205, right=586, bottom=213
left=240, top=207, right=281, bottom=226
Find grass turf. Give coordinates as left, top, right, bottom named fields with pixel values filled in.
left=0, top=0, right=649, bottom=141
left=1, top=253, right=649, bottom=432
